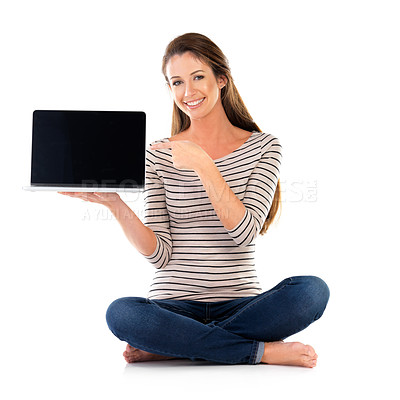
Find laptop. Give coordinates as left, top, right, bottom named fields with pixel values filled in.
left=23, top=110, right=146, bottom=192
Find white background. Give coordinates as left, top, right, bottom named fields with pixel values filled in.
left=1, top=0, right=399, bottom=399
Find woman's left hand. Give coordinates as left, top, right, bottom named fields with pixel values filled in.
left=150, top=140, right=212, bottom=171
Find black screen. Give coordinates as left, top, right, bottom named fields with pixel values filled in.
left=31, top=110, right=146, bottom=189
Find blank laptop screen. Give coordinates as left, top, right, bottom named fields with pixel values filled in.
left=31, top=110, right=146, bottom=190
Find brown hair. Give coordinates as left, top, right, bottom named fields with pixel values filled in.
left=161, top=32, right=281, bottom=234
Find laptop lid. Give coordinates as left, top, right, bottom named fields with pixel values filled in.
left=24, top=110, right=146, bottom=192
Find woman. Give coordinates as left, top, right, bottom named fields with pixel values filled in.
left=60, top=32, right=329, bottom=367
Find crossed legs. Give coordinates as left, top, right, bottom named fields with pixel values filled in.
left=107, top=276, right=330, bottom=367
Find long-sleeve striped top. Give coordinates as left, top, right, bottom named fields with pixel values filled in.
left=143, top=130, right=282, bottom=302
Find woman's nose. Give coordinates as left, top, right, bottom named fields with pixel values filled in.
left=185, top=81, right=196, bottom=97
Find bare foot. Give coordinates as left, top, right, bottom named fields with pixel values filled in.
left=123, top=344, right=178, bottom=363
left=261, top=341, right=318, bottom=368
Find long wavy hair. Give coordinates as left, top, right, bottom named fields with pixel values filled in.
left=161, top=32, right=281, bottom=234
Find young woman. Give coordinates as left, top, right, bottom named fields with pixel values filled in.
left=60, top=33, right=329, bottom=367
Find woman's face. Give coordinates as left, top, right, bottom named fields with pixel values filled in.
left=166, top=52, right=226, bottom=120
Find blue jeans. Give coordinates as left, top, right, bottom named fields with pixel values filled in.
left=106, top=275, right=329, bottom=365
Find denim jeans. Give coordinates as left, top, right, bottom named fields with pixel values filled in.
left=106, top=275, right=330, bottom=365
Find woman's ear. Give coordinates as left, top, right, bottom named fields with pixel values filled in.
left=218, top=75, right=228, bottom=89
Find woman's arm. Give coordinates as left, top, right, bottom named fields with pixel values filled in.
left=107, top=198, right=157, bottom=257
left=58, top=192, right=157, bottom=256
left=151, top=134, right=282, bottom=247
left=195, top=160, right=246, bottom=230
left=197, top=136, right=282, bottom=247
left=196, top=143, right=282, bottom=247
left=150, top=134, right=282, bottom=246
left=141, top=148, right=173, bottom=268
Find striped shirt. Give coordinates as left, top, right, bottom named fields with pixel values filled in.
left=143, top=130, right=282, bottom=302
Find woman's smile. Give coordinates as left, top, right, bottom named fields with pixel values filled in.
left=184, top=97, right=206, bottom=109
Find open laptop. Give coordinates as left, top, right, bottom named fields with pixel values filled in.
left=23, top=110, right=146, bottom=192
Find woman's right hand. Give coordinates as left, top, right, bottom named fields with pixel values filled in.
left=58, top=192, right=121, bottom=208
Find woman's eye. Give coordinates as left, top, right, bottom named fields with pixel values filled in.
left=172, top=76, right=203, bottom=87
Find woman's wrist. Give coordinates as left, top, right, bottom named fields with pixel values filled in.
left=195, top=154, right=215, bottom=176
left=105, top=195, right=124, bottom=213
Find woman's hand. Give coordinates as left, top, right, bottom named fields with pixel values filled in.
left=58, top=191, right=121, bottom=208
left=150, top=140, right=212, bottom=171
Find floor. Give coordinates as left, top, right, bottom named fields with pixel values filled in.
left=3, top=323, right=395, bottom=400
